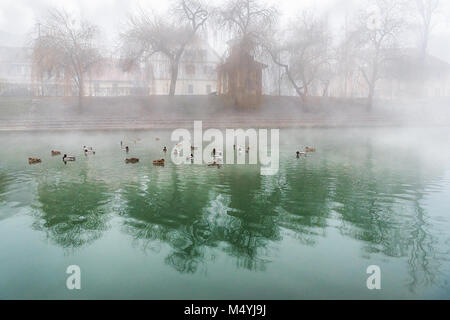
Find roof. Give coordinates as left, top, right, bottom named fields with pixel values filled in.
left=386, top=48, right=450, bottom=79
left=218, top=47, right=267, bottom=71
left=0, top=46, right=31, bottom=64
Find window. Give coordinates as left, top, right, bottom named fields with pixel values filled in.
left=203, top=65, right=213, bottom=75
left=185, top=64, right=196, bottom=76
left=188, top=84, right=194, bottom=94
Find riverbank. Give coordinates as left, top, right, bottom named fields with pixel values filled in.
left=0, top=96, right=449, bottom=130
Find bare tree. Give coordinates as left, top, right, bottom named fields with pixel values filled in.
left=265, top=11, right=332, bottom=102
left=351, top=0, right=405, bottom=108
left=413, top=0, right=440, bottom=61
left=32, top=9, right=101, bottom=104
left=215, top=0, right=278, bottom=54
left=120, top=0, right=208, bottom=96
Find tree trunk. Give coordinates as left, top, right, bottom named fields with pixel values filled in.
left=367, top=83, right=375, bottom=110
left=169, top=59, right=180, bottom=96
left=366, top=58, right=379, bottom=111
left=78, top=75, right=84, bottom=108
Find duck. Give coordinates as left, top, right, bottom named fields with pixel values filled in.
left=125, top=158, right=139, bottom=164
left=305, top=147, right=316, bottom=153
left=51, top=150, right=61, bottom=156
left=296, top=151, right=307, bottom=158
left=163, top=146, right=168, bottom=152
left=28, top=158, right=41, bottom=164
left=84, top=150, right=96, bottom=155
left=125, top=146, right=129, bottom=153
left=62, top=154, right=76, bottom=161
left=153, top=159, right=165, bottom=166
left=83, top=146, right=96, bottom=154
left=213, top=150, right=223, bottom=162
left=208, top=161, right=221, bottom=168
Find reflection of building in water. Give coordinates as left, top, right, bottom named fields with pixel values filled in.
left=0, top=46, right=33, bottom=96
left=217, top=40, right=267, bottom=107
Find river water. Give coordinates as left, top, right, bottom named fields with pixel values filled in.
left=0, top=128, right=449, bottom=299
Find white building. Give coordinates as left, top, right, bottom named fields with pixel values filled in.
left=1, top=38, right=222, bottom=97
left=146, top=40, right=221, bottom=95
left=0, top=46, right=33, bottom=96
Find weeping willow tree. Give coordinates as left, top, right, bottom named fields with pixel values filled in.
left=31, top=8, right=101, bottom=105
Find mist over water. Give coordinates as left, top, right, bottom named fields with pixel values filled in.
left=0, top=0, right=450, bottom=302
left=0, top=128, right=449, bottom=299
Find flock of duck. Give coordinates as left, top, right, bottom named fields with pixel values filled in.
left=29, top=146, right=95, bottom=165
left=28, top=140, right=167, bottom=166
left=27, top=139, right=316, bottom=166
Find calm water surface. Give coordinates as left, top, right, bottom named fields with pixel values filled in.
left=0, top=128, right=449, bottom=299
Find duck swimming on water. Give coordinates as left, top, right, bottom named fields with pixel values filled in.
left=153, top=159, right=165, bottom=166
left=63, top=154, right=76, bottom=161
left=28, top=158, right=41, bottom=164
left=83, top=146, right=96, bottom=155
left=125, top=158, right=139, bottom=164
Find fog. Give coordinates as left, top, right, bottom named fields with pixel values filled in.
left=0, top=0, right=449, bottom=128
left=1, top=0, right=449, bottom=59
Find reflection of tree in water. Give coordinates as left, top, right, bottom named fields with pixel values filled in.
left=120, top=168, right=214, bottom=274
left=120, top=138, right=448, bottom=285
left=33, top=170, right=110, bottom=249
left=332, top=141, right=446, bottom=292
left=121, top=167, right=283, bottom=273
left=217, top=168, right=282, bottom=271
left=277, top=158, right=333, bottom=246
left=0, top=172, right=8, bottom=203
left=406, top=193, right=443, bottom=292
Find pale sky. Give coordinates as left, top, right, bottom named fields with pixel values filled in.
left=0, top=0, right=449, bottom=61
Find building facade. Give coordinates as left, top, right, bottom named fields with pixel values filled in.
left=0, top=47, right=33, bottom=96
left=1, top=39, right=221, bottom=97
left=146, top=41, right=221, bottom=96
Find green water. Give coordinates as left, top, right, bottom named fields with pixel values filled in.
left=0, top=128, right=449, bottom=299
